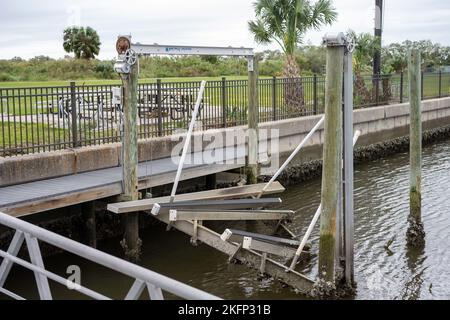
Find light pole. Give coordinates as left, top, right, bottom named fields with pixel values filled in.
left=373, top=0, right=384, bottom=76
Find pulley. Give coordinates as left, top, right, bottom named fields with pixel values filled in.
left=124, top=49, right=137, bottom=66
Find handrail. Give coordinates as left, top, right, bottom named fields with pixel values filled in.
left=0, top=211, right=220, bottom=300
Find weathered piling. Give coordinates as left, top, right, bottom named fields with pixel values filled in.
left=120, top=60, right=142, bottom=261
left=318, top=45, right=344, bottom=286
left=247, top=56, right=259, bottom=185
left=407, top=49, right=425, bottom=247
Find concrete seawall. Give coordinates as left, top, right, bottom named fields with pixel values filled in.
left=265, top=97, right=450, bottom=168
left=1, top=97, right=450, bottom=187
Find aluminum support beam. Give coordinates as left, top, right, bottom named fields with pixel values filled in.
left=131, top=43, right=254, bottom=57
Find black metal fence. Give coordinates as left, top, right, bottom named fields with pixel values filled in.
left=1, top=71, right=449, bottom=157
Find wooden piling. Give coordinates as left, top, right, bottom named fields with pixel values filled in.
left=407, top=49, right=425, bottom=246
left=247, top=56, right=259, bottom=185
left=120, top=60, right=142, bottom=260
left=318, top=45, right=344, bottom=284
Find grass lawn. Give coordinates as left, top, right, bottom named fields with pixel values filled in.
left=0, top=121, right=70, bottom=155
left=0, top=76, right=321, bottom=116
left=0, top=76, right=272, bottom=88
left=0, top=120, right=122, bottom=155
left=1, top=73, right=448, bottom=156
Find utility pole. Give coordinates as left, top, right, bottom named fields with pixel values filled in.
left=407, top=49, right=425, bottom=247
left=373, top=0, right=384, bottom=77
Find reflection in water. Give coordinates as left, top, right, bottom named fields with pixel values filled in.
left=1, top=139, right=450, bottom=300
left=401, top=245, right=426, bottom=300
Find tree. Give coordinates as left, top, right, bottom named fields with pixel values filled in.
left=63, top=26, right=101, bottom=59
left=383, top=40, right=450, bottom=72
left=248, top=0, right=337, bottom=111
left=382, top=43, right=408, bottom=73
left=347, top=31, right=381, bottom=105
left=30, top=55, right=53, bottom=63
left=297, top=45, right=326, bottom=74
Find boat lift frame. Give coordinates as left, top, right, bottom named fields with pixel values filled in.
left=109, top=32, right=357, bottom=293
left=114, top=35, right=255, bottom=73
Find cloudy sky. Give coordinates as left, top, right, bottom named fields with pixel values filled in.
left=1, top=0, right=450, bottom=60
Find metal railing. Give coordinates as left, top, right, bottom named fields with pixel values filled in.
left=1, top=71, right=449, bottom=157
left=0, top=211, right=220, bottom=300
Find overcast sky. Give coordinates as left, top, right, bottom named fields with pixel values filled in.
left=1, top=0, right=450, bottom=60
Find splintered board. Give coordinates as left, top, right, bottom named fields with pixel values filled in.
left=107, top=181, right=285, bottom=214
left=153, top=211, right=315, bottom=294
left=168, top=209, right=293, bottom=221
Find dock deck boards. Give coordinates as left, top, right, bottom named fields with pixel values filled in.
left=0, top=146, right=246, bottom=217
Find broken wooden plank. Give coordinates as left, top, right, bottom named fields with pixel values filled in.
left=159, top=198, right=282, bottom=209
left=151, top=198, right=283, bottom=216
left=107, top=182, right=285, bottom=214
left=222, top=229, right=301, bottom=247
left=242, top=236, right=297, bottom=259
left=153, top=212, right=315, bottom=294
left=168, top=209, right=293, bottom=222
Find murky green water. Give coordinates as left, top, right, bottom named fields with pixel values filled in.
left=2, top=138, right=450, bottom=300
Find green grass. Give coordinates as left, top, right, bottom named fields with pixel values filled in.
left=0, top=121, right=70, bottom=154
left=2, top=73, right=448, bottom=156
left=0, top=76, right=269, bottom=88
left=0, top=76, right=277, bottom=116
left=0, top=120, right=122, bottom=155
left=423, top=73, right=450, bottom=98
left=359, top=73, right=450, bottom=101
left=1, top=74, right=447, bottom=117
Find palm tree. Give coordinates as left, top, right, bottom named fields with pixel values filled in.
left=348, top=31, right=381, bottom=105
left=248, top=0, right=337, bottom=111
left=63, top=26, right=101, bottom=60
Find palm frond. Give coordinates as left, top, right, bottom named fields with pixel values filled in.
left=249, top=0, right=337, bottom=55
left=248, top=20, right=272, bottom=45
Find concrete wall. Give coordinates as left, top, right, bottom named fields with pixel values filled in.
left=1, top=97, right=450, bottom=187
left=259, top=97, right=450, bottom=168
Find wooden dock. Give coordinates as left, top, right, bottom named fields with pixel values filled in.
left=0, top=146, right=245, bottom=217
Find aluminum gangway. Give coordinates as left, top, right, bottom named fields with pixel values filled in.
left=0, top=211, right=219, bottom=300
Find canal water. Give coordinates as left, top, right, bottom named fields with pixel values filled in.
left=2, top=138, right=450, bottom=300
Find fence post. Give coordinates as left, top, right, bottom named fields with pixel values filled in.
left=246, top=56, right=259, bottom=185
left=439, top=70, right=442, bottom=98
left=400, top=72, right=404, bottom=103
left=407, top=49, right=425, bottom=247
left=70, top=81, right=78, bottom=148
left=222, top=77, right=227, bottom=128
left=272, top=76, right=277, bottom=121
left=156, top=79, right=163, bottom=137
left=313, top=74, right=318, bottom=115
left=318, top=42, right=344, bottom=287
